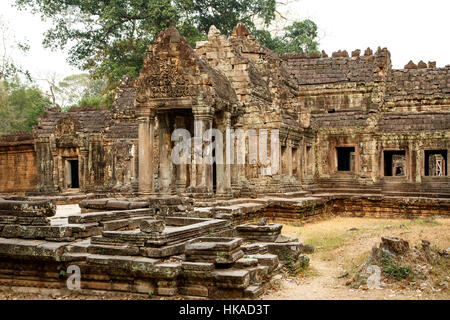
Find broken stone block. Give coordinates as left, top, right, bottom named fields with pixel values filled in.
left=140, top=219, right=165, bottom=233
left=404, top=60, right=417, bottom=69
left=257, top=217, right=268, bottom=226
left=417, top=60, right=427, bottom=69
left=366, top=265, right=381, bottom=289
left=300, top=244, right=315, bottom=253
left=298, top=254, right=310, bottom=269
left=185, top=237, right=244, bottom=264
left=364, top=47, right=373, bottom=56
left=0, top=200, right=56, bottom=217
left=380, top=236, right=409, bottom=254
left=351, top=49, right=361, bottom=57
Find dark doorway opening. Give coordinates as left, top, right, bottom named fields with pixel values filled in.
left=69, top=160, right=79, bottom=188
left=425, top=150, right=447, bottom=176
left=384, top=150, right=406, bottom=176
left=336, top=147, right=355, bottom=171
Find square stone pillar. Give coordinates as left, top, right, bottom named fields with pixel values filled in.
left=189, top=113, right=214, bottom=195
left=216, top=112, right=232, bottom=197
left=158, top=113, right=175, bottom=194
left=174, top=116, right=188, bottom=194
left=287, top=140, right=293, bottom=176
left=138, top=115, right=154, bottom=195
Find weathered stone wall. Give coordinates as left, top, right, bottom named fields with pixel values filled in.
left=32, top=79, right=139, bottom=194
left=385, top=66, right=450, bottom=112
left=0, top=134, right=37, bottom=194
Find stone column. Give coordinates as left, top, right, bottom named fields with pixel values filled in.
left=79, top=150, right=88, bottom=191
left=175, top=116, right=187, bottom=194
left=287, top=140, right=293, bottom=176
left=159, top=113, right=175, bottom=194
left=224, top=112, right=232, bottom=194
left=190, top=113, right=213, bottom=194
left=216, top=115, right=226, bottom=196
left=138, top=116, right=154, bottom=195
left=203, top=116, right=214, bottom=192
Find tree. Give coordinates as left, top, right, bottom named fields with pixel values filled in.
left=0, top=15, right=30, bottom=80
left=0, top=78, right=50, bottom=134
left=253, top=19, right=319, bottom=55
left=13, top=0, right=278, bottom=85
left=57, top=73, right=109, bottom=110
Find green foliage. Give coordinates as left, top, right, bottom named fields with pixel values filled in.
left=79, top=94, right=111, bottom=109
left=0, top=78, right=50, bottom=134
left=381, top=253, right=413, bottom=280
left=14, top=0, right=279, bottom=85
left=254, top=19, right=319, bottom=55
left=57, top=73, right=110, bottom=110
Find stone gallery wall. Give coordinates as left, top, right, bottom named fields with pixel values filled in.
left=0, top=134, right=37, bottom=193
left=0, top=24, right=448, bottom=198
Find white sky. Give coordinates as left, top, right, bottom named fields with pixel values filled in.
left=0, top=0, right=449, bottom=85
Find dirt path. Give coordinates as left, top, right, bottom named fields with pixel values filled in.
left=262, top=217, right=450, bottom=300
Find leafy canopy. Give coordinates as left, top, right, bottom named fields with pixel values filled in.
left=14, top=0, right=319, bottom=86
left=0, top=78, right=50, bottom=134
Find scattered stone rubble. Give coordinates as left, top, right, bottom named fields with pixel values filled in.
left=349, top=236, right=449, bottom=292
left=0, top=197, right=312, bottom=299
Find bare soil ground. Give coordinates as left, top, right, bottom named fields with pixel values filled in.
left=261, top=217, right=450, bottom=300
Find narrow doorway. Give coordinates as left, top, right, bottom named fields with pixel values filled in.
left=66, top=159, right=79, bottom=189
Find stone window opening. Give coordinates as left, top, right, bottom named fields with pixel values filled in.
left=292, top=147, right=299, bottom=176
left=383, top=150, right=406, bottom=177
left=281, top=146, right=288, bottom=174
left=336, top=147, right=355, bottom=172
left=305, top=145, right=313, bottom=175
left=425, top=150, right=447, bottom=176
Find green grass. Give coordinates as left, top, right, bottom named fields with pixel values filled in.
left=304, top=233, right=349, bottom=251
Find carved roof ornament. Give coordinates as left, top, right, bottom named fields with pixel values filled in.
left=232, top=22, right=251, bottom=37
left=55, top=117, right=80, bottom=135
left=134, top=26, right=237, bottom=113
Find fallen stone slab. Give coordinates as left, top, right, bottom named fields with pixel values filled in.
left=1, top=225, right=72, bottom=240
left=0, top=200, right=56, bottom=217
left=185, top=237, right=243, bottom=252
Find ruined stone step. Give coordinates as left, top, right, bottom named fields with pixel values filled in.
left=214, top=203, right=265, bottom=215
left=87, top=243, right=140, bottom=256
left=248, top=254, right=279, bottom=273
left=212, top=269, right=251, bottom=289
left=234, top=257, right=259, bottom=268
left=263, top=191, right=310, bottom=198
left=0, top=225, right=73, bottom=240
left=68, top=208, right=153, bottom=224
left=244, top=284, right=264, bottom=298
left=0, top=238, right=69, bottom=261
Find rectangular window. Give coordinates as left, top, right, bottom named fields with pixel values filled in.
left=384, top=150, right=406, bottom=176
left=292, top=147, right=298, bottom=175
left=336, top=147, right=355, bottom=172
left=281, top=146, right=288, bottom=174
left=425, top=150, right=447, bottom=176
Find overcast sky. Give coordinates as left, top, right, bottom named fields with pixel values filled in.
left=1, top=0, right=449, bottom=85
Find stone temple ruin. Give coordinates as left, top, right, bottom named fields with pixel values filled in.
left=0, top=23, right=448, bottom=299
